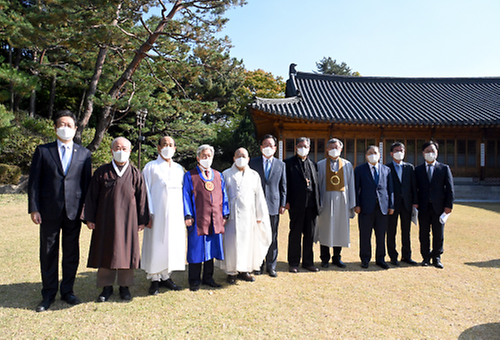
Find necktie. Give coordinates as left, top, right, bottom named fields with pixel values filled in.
left=373, top=166, right=379, bottom=185
left=397, top=164, right=402, bottom=182
left=265, top=159, right=270, bottom=180
left=427, top=164, right=433, bottom=182
left=61, top=145, right=70, bottom=174
left=205, top=170, right=210, bottom=179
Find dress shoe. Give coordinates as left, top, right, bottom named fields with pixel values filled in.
left=321, top=262, right=329, bottom=268
left=254, top=265, right=264, bottom=275
left=390, top=259, right=400, bottom=267
left=237, top=272, right=255, bottom=282
left=148, top=281, right=160, bottom=295
left=98, top=286, right=113, bottom=302
left=421, top=260, right=431, bottom=267
left=61, top=293, right=81, bottom=305
left=376, top=261, right=390, bottom=270
left=189, top=283, right=200, bottom=292
left=433, top=258, right=444, bottom=269
left=332, top=258, right=347, bottom=268
left=401, top=258, right=418, bottom=265
left=226, top=275, right=237, bottom=284
left=36, top=298, right=54, bottom=312
left=202, top=279, right=222, bottom=288
left=289, top=266, right=299, bottom=273
left=161, top=278, right=182, bottom=291
left=268, top=269, right=277, bottom=278
left=361, top=262, right=369, bottom=269
left=303, top=265, right=319, bottom=272
left=119, top=286, right=132, bottom=301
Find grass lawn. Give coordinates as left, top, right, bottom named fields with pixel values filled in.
left=0, top=194, right=499, bottom=339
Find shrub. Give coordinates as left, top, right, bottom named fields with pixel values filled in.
left=0, top=163, right=22, bottom=184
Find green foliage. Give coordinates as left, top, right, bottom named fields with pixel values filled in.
left=0, top=104, right=14, bottom=139
left=81, top=127, right=113, bottom=169
left=0, top=163, right=21, bottom=184
left=315, top=57, right=360, bottom=76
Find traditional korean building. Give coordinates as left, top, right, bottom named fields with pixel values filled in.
left=249, top=64, right=500, bottom=181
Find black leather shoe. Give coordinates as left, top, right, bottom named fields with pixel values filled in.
left=237, top=272, right=255, bottom=282
left=202, top=279, right=222, bottom=288
left=36, top=298, right=54, bottom=312
left=254, top=265, right=264, bottom=275
left=189, top=283, right=200, bottom=292
left=361, top=262, right=369, bottom=269
left=268, top=269, right=277, bottom=278
left=421, top=260, right=431, bottom=267
left=390, top=259, right=400, bottom=267
left=402, top=258, right=418, bottom=265
left=333, top=258, right=347, bottom=268
left=98, top=286, right=113, bottom=302
left=119, top=286, right=132, bottom=301
left=376, top=261, right=390, bottom=270
left=148, top=281, right=160, bottom=295
left=62, top=293, right=81, bottom=305
left=303, top=265, right=319, bottom=272
left=321, top=262, right=329, bottom=268
left=433, top=258, right=444, bottom=269
left=226, top=275, right=237, bottom=284
left=162, top=278, right=182, bottom=291
left=289, top=266, right=299, bottom=273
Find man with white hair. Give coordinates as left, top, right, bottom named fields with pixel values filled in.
left=220, top=148, right=271, bottom=284
left=82, top=137, right=149, bottom=302
left=183, top=144, right=229, bottom=291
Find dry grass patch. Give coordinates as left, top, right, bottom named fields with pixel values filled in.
left=0, top=195, right=499, bottom=339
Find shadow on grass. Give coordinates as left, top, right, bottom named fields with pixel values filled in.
left=456, top=202, right=500, bottom=214
left=274, top=260, right=405, bottom=273
left=459, top=322, right=500, bottom=340
left=464, top=259, right=500, bottom=268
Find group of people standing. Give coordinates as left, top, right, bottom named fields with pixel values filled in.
left=27, top=110, right=454, bottom=313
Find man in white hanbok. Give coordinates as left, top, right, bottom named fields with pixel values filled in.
left=315, top=138, right=356, bottom=268
left=219, top=148, right=271, bottom=284
left=141, top=136, right=186, bottom=295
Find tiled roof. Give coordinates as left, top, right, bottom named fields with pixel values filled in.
left=250, top=68, right=500, bottom=127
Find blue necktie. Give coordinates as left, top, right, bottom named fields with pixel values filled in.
left=265, top=159, right=271, bottom=180
left=373, top=166, right=379, bottom=185
left=61, top=145, right=71, bottom=174
left=397, top=164, right=402, bottom=182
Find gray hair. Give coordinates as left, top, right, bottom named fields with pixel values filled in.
left=111, top=137, right=131, bottom=149
left=196, top=144, right=215, bottom=158
left=296, top=137, right=310, bottom=146
left=327, top=138, right=343, bottom=149
left=366, top=145, right=379, bottom=153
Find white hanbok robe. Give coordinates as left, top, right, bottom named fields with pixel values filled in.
left=141, top=156, right=186, bottom=280
left=315, top=157, right=356, bottom=248
left=218, top=164, right=272, bottom=275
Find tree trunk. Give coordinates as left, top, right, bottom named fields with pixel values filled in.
left=48, top=74, right=57, bottom=120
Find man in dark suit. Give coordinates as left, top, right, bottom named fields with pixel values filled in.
left=28, top=110, right=92, bottom=312
left=415, top=141, right=454, bottom=269
left=249, top=134, right=287, bottom=277
left=386, top=142, right=418, bottom=266
left=354, top=145, right=394, bottom=269
left=284, top=137, right=320, bottom=273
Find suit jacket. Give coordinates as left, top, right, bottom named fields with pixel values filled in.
left=415, top=161, right=454, bottom=214
left=28, top=141, right=92, bottom=221
left=354, top=162, right=394, bottom=215
left=386, top=161, right=417, bottom=212
left=249, top=156, right=287, bottom=215
left=284, top=155, right=320, bottom=215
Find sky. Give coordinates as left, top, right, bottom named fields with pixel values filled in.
left=214, top=0, right=500, bottom=80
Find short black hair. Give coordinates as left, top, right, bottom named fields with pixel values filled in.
left=390, top=141, right=405, bottom=152
left=261, top=134, right=277, bottom=146
left=422, top=140, right=439, bottom=152
left=53, top=110, right=77, bottom=126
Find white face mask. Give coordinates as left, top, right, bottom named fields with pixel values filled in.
left=160, top=146, right=175, bottom=159
left=393, top=151, right=405, bottom=161
left=235, top=157, right=249, bottom=168
left=56, top=126, right=76, bottom=141
left=297, top=147, right=310, bottom=157
left=424, top=152, right=437, bottom=163
left=367, top=154, right=380, bottom=164
left=199, top=158, right=213, bottom=170
left=328, top=148, right=341, bottom=158
left=262, top=147, right=275, bottom=158
left=113, top=150, right=130, bottom=163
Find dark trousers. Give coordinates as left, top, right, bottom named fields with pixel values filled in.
left=39, top=209, right=81, bottom=300
left=358, top=205, right=387, bottom=263
left=387, top=205, right=413, bottom=261
left=418, top=203, right=444, bottom=261
left=264, top=214, right=280, bottom=271
left=188, top=259, right=214, bottom=285
left=320, top=246, right=342, bottom=264
left=288, top=207, right=316, bottom=267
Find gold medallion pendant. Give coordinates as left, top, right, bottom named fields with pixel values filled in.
left=205, top=181, right=215, bottom=191
left=330, top=175, right=340, bottom=186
